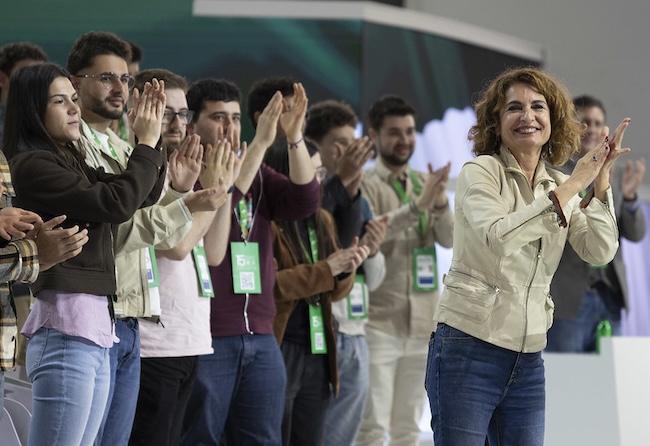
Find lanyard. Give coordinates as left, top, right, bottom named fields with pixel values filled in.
left=391, top=171, right=428, bottom=235
left=90, top=127, right=120, bottom=162
left=298, top=222, right=319, bottom=264
left=236, top=196, right=253, bottom=240
left=233, top=171, right=263, bottom=243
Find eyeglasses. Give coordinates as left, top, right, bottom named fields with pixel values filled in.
left=76, top=73, right=135, bottom=89
left=163, top=109, right=194, bottom=124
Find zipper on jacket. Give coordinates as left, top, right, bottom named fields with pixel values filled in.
left=520, top=240, right=542, bottom=352
left=243, top=293, right=253, bottom=334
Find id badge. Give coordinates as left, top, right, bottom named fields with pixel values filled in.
left=347, top=275, right=368, bottom=320
left=193, top=243, right=215, bottom=298
left=412, top=246, right=438, bottom=292
left=230, top=242, right=262, bottom=294
left=145, top=246, right=160, bottom=288
left=309, top=304, right=327, bottom=354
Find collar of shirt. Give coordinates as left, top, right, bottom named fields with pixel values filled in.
left=375, top=156, right=409, bottom=184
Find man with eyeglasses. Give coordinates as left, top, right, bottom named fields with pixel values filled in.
left=129, top=70, right=238, bottom=446
left=547, top=95, right=646, bottom=353
left=67, top=32, right=221, bottom=446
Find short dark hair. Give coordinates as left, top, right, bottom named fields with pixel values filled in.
left=367, top=95, right=416, bottom=130
left=247, top=77, right=295, bottom=127
left=305, top=100, right=357, bottom=143
left=134, top=68, right=187, bottom=93
left=67, top=31, right=131, bottom=75
left=186, top=79, right=241, bottom=122
left=3, top=63, right=74, bottom=159
left=0, top=42, right=48, bottom=75
left=573, top=95, right=606, bottom=117
left=128, top=40, right=142, bottom=63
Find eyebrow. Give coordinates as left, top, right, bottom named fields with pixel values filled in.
left=506, top=99, right=548, bottom=106
left=49, top=93, right=75, bottom=100
left=209, top=111, right=241, bottom=117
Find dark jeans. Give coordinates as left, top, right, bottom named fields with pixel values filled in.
left=181, top=334, right=286, bottom=446
left=546, top=289, right=622, bottom=353
left=426, top=324, right=545, bottom=446
left=129, top=356, right=198, bottom=446
left=95, top=318, right=141, bottom=446
left=280, top=341, right=331, bottom=446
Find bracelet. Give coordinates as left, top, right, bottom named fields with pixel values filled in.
left=287, top=137, right=303, bottom=150
left=548, top=190, right=568, bottom=228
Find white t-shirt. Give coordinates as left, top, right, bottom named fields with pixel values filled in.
left=139, top=252, right=213, bottom=358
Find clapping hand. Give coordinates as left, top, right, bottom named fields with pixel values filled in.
left=251, top=92, right=284, bottom=149
left=622, top=158, right=646, bottom=200
left=336, top=137, right=374, bottom=198
left=169, top=134, right=203, bottom=193
left=325, top=237, right=371, bottom=276
left=131, top=79, right=166, bottom=148
left=415, top=162, right=451, bottom=211
left=360, top=216, right=389, bottom=257
left=26, top=215, right=89, bottom=271
left=279, top=83, right=308, bottom=143
left=0, top=207, right=41, bottom=240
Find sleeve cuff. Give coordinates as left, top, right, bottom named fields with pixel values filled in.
left=8, top=239, right=39, bottom=283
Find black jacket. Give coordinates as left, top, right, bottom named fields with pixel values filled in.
left=321, top=175, right=363, bottom=248
left=10, top=144, right=164, bottom=296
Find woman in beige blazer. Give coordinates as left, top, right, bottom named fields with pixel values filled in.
left=425, top=67, right=627, bottom=446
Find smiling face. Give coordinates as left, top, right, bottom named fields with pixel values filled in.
left=44, top=76, right=81, bottom=145
left=370, top=114, right=416, bottom=167
left=498, top=82, right=551, bottom=155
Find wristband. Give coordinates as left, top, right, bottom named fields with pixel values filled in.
left=288, top=137, right=303, bottom=150
left=548, top=190, right=567, bottom=228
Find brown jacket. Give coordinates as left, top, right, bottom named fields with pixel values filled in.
left=271, top=209, right=355, bottom=393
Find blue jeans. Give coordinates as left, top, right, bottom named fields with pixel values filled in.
left=26, top=327, right=110, bottom=446
left=181, top=334, right=287, bottom=446
left=322, top=333, right=369, bottom=446
left=95, top=318, right=140, bottom=446
left=546, top=289, right=622, bottom=353
left=426, top=324, right=545, bottom=446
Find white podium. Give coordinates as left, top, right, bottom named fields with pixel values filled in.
left=545, top=337, right=650, bottom=446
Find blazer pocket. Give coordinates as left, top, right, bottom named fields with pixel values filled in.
left=440, top=270, right=499, bottom=324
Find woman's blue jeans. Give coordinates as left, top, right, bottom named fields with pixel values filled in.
left=426, top=323, right=545, bottom=446
left=26, top=328, right=110, bottom=446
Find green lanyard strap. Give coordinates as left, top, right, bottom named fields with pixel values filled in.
left=391, top=171, right=428, bottom=236
left=237, top=197, right=253, bottom=240
left=295, top=220, right=319, bottom=265
left=90, top=128, right=120, bottom=162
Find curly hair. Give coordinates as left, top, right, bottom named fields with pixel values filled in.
left=469, top=67, right=582, bottom=166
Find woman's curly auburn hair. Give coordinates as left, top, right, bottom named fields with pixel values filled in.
left=469, top=67, right=583, bottom=166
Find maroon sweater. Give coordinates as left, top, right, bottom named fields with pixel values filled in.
left=209, top=164, right=320, bottom=337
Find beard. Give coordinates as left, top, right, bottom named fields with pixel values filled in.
left=380, top=146, right=414, bottom=167
left=89, top=95, right=124, bottom=120
left=163, top=131, right=184, bottom=153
